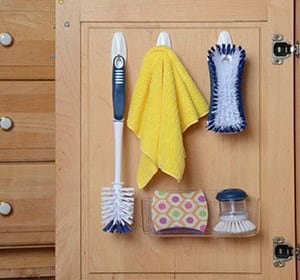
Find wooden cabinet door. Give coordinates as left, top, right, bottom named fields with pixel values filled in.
left=56, top=1, right=295, bottom=279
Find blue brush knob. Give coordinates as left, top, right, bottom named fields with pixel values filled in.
left=216, top=188, right=248, bottom=202
left=112, top=55, right=126, bottom=121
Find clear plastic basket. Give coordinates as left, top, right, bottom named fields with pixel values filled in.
left=142, top=190, right=260, bottom=238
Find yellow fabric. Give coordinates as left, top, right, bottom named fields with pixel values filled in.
left=127, top=46, right=208, bottom=189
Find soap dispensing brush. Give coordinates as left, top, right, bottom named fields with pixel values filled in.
left=213, top=188, right=256, bottom=234
left=101, top=32, right=135, bottom=234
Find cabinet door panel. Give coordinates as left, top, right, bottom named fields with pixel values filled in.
left=56, top=1, right=295, bottom=279
left=82, top=24, right=261, bottom=274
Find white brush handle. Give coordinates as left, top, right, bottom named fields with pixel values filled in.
left=114, top=120, right=123, bottom=184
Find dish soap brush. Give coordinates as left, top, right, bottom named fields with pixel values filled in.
left=213, top=188, right=256, bottom=234
left=101, top=32, right=134, bottom=234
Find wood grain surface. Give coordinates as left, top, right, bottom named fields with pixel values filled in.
left=0, top=0, right=55, bottom=80
left=57, top=0, right=295, bottom=279
left=0, top=163, right=55, bottom=246
left=0, top=81, right=55, bottom=162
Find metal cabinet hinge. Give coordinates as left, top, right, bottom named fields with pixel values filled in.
left=273, top=236, right=300, bottom=267
left=272, top=34, right=300, bottom=65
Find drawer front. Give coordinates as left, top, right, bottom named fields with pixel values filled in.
left=0, top=81, right=55, bottom=162
left=0, top=248, right=55, bottom=278
left=0, top=0, right=55, bottom=80
left=0, top=163, right=55, bottom=246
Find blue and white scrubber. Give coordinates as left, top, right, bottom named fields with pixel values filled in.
left=207, top=31, right=246, bottom=133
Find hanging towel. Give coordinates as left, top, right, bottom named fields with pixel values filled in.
left=127, top=46, right=208, bottom=189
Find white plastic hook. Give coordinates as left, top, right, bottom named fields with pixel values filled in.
left=156, top=32, right=171, bottom=48
left=112, top=32, right=127, bottom=63
left=217, top=31, right=233, bottom=46
left=217, top=31, right=233, bottom=62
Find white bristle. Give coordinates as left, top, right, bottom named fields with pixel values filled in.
left=101, top=184, right=134, bottom=226
left=213, top=218, right=256, bottom=234
left=212, top=50, right=244, bottom=128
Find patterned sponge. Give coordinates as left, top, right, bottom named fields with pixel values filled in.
left=151, top=190, right=208, bottom=234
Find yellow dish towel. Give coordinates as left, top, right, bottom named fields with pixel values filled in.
left=127, top=46, right=208, bottom=189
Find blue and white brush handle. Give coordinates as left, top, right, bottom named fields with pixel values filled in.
left=112, top=55, right=126, bottom=185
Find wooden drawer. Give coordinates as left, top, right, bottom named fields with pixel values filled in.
left=0, top=0, right=55, bottom=80
left=0, top=248, right=54, bottom=278
left=0, top=163, right=55, bottom=246
left=0, top=81, right=55, bottom=162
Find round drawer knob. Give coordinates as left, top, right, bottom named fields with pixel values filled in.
left=0, top=116, right=13, bottom=131
left=0, top=202, right=12, bottom=216
left=0, top=32, right=13, bottom=47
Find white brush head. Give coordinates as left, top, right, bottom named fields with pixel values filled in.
left=101, top=184, right=134, bottom=228
left=210, top=49, right=245, bottom=130
left=213, top=214, right=256, bottom=234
